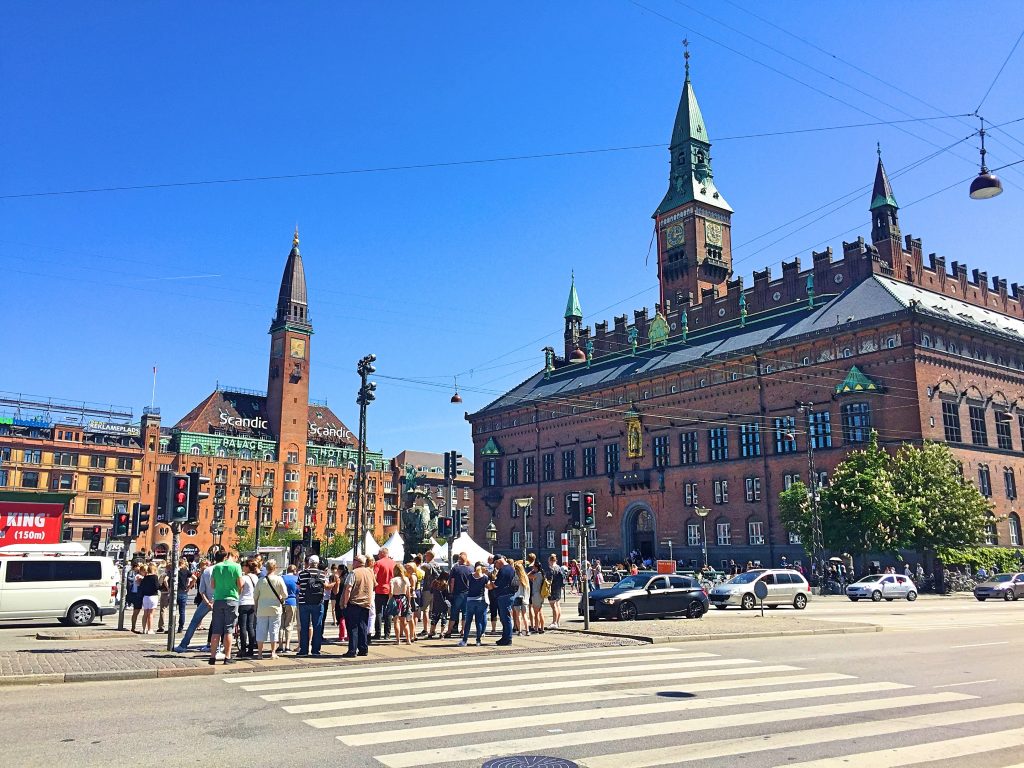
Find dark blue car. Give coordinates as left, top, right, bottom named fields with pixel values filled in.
left=579, top=573, right=709, bottom=621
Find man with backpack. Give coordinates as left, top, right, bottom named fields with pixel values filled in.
left=296, top=555, right=327, bottom=657
left=546, top=554, right=565, bottom=629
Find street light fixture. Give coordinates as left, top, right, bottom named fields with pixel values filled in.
left=514, top=497, right=533, bottom=561
left=486, top=520, right=497, bottom=553
left=969, top=116, right=1003, bottom=200
left=249, top=484, right=273, bottom=554
left=354, top=353, right=377, bottom=557
left=695, top=506, right=710, bottom=570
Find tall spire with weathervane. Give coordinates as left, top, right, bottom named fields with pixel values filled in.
left=870, top=144, right=900, bottom=244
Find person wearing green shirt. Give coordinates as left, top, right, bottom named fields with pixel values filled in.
left=208, top=551, right=243, bottom=665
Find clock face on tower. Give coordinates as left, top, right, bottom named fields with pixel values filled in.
left=704, top=220, right=724, bottom=247
left=666, top=224, right=686, bottom=249
left=290, top=338, right=306, bottom=359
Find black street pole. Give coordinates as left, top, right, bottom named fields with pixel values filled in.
left=798, top=401, right=824, bottom=585
left=355, top=354, right=376, bottom=558
left=166, top=520, right=181, bottom=651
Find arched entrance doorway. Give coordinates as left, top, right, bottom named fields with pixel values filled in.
left=623, top=504, right=657, bottom=562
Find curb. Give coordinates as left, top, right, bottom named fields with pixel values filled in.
left=557, top=624, right=883, bottom=644
left=0, top=665, right=219, bottom=687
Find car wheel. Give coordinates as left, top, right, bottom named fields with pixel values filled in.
left=741, top=593, right=756, bottom=610
left=618, top=601, right=638, bottom=621
left=793, top=593, right=808, bottom=610
left=714, top=604, right=728, bottom=610
left=67, top=601, right=97, bottom=627
left=976, top=596, right=987, bottom=601
left=1004, top=590, right=1016, bottom=602
left=906, top=591, right=917, bottom=602
left=871, top=590, right=883, bottom=602
left=848, top=596, right=859, bottom=602
left=686, top=600, right=705, bottom=619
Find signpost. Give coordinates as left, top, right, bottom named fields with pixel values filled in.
left=754, top=578, right=768, bottom=618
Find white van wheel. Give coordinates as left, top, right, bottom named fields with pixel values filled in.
left=68, top=602, right=97, bottom=627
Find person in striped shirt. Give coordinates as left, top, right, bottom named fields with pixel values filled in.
left=296, top=555, right=327, bottom=656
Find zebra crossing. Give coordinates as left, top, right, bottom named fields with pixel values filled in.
left=224, top=644, right=1024, bottom=767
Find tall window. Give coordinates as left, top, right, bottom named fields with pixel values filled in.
left=582, top=446, right=597, bottom=477
left=539, top=453, right=553, bottom=482
left=788, top=530, right=802, bottom=545
left=714, top=480, right=728, bottom=504
left=604, top=443, right=620, bottom=475
left=774, top=417, right=797, bottom=454
left=21, top=471, right=39, bottom=488
left=748, top=520, right=765, bottom=546
left=969, top=405, right=988, bottom=446
left=841, top=403, right=872, bottom=443
left=1010, top=513, right=1022, bottom=547
left=86, top=499, right=102, bottom=514
left=942, top=401, right=962, bottom=443
left=996, top=413, right=1014, bottom=450
left=653, top=435, right=670, bottom=468
left=523, top=456, right=535, bottom=485
left=809, top=411, right=832, bottom=449
left=679, top=431, right=698, bottom=464
left=709, top=427, right=729, bottom=461
left=561, top=450, right=576, bottom=480
left=716, top=521, right=732, bottom=546
left=984, top=516, right=997, bottom=545
left=511, top=531, right=521, bottom=551
left=978, top=464, right=992, bottom=497
left=740, top=423, right=761, bottom=458
left=544, top=494, right=555, bottom=516
left=546, top=529, right=556, bottom=549
left=507, top=459, right=519, bottom=486
left=783, top=473, right=801, bottom=490
left=484, top=459, right=499, bottom=487
left=1004, top=467, right=1017, bottom=500
left=525, top=530, right=534, bottom=549
left=115, top=477, right=131, bottom=494
left=684, top=483, right=698, bottom=506
left=0, top=470, right=7, bottom=487
left=744, top=477, right=762, bottom=502
left=687, top=523, right=700, bottom=547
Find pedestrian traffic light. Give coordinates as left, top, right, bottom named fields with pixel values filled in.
left=303, top=525, right=312, bottom=547
left=172, top=474, right=190, bottom=522
left=583, top=492, right=595, bottom=529
left=438, top=516, right=453, bottom=539
left=131, top=502, right=151, bottom=538
left=89, top=525, right=102, bottom=550
left=567, top=492, right=582, bottom=529
left=113, top=509, right=130, bottom=538
left=187, top=470, right=210, bottom=523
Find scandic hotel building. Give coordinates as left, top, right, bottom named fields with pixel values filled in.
left=468, top=61, right=1024, bottom=567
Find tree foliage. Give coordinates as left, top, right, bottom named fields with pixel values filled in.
left=778, top=481, right=813, bottom=547
left=232, top=527, right=297, bottom=554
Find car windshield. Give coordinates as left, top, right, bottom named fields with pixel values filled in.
left=991, top=574, right=1014, bottom=582
left=855, top=575, right=883, bottom=583
left=612, top=575, right=650, bottom=590
left=727, top=570, right=765, bottom=585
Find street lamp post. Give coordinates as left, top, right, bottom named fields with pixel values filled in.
left=796, top=401, right=825, bottom=583
left=354, top=354, right=377, bottom=557
left=660, top=538, right=674, bottom=563
left=695, top=506, right=710, bottom=570
left=514, top=498, right=532, bottom=561
left=249, top=484, right=272, bottom=555
left=486, top=520, right=497, bottom=553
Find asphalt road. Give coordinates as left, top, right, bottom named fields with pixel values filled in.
left=0, top=598, right=1020, bottom=767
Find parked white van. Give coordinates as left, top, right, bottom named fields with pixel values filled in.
left=0, top=555, right=119, bottom=626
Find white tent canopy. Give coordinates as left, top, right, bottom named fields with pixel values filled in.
left=431, top=532, right=491, bottom=565
left=330, top=531, right=380, bottom=566
left=379, top=531, right=404, bottom=563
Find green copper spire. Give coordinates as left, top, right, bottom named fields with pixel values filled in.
left=655, top=44, right=731, bottom=217
left=869, top=144, right=899, bottom=211
left=564, top=272, right=582, bottom=319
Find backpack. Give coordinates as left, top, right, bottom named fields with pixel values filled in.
left=302, top=571, right=325, bottom=605
left=540, top=575, right=551, bottom=599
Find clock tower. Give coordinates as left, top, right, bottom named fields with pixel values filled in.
left=267, top=229, right=313, bottom=469
left=653, top=47, right=733, bottom=308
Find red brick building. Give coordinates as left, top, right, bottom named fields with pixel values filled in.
left=467, top=61, right=1024, bottom=568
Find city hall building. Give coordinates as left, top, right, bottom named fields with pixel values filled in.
left=468, top=60, right=1024, bottom=568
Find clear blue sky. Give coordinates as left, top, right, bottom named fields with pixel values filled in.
left=2, top=2, right=1023, bottom=458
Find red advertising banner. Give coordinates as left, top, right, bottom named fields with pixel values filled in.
left=0, top=500, right=65, bottom=547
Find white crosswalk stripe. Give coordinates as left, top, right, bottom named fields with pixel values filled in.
left=224, top=645, right=1024, bottom=767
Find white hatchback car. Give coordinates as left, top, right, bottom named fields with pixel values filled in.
left=846, top=573, right=918, bottom=602
left=708, top=569, right=811, bottom=610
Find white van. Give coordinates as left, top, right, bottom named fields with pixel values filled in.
left=0, top=555, right=119, bottom=626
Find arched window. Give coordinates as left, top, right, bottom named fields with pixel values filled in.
left=239, top=449, right=251, bottom=460
left=842, top=348, right=852, bottom=358
left=802, top=356, right=810, bottom=366
left=190, top=444, right=201, bottom=455
left=922, top=334, right=931, bottom=348
left=307, top=454, right=317, bottom=466
left=984, top=514, right=998, bottom=545
left=1010, top=513, right=1022, bottom=547
left=216, top=448, right=226, bottom=458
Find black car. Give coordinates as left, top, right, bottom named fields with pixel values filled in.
left=579, top=573, right=709, bottom=621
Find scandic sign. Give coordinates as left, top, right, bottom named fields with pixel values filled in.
left=0, top=501, right=64, bottom=547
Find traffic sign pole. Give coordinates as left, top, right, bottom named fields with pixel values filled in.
left=166, top=521, right=181, bottom=651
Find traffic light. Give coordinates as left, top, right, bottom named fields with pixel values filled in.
left=131, top=502, right=151, bottom=538
left=438, top=516, right=453, bottom=539
left=89, top=525, right=102, bottom=550
left=567, top=492, right=582, bottom=529
left=302, top=525, right=312, bottom=547
left=444, top=450, right=464, bottom=482
left=172, top=474, right=190, bottom=522
left=113, top=509, right=130, bottom=538
left=458, top=509, right=470, bottom=535
left=583, top=492, right=595, bottom=529
left=187, top=470, right=210, bottom=523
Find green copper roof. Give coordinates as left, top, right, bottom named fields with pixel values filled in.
left=564, top=275, right=582, bottom=319
left=869, top=156, right=898, bottom=211
left=835, top=365, right=881, bottom=395
left=480, top=437, right=503, bottom=456
left=671, top=76, right=708, bottom=150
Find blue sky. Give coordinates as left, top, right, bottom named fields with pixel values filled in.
left=2, top=2, right=1023, bottom=458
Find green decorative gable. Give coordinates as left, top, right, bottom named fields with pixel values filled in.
left=835, top=366, right=880, bottom=395
left=481, top=437, right=503, bottom=456
left=648, top=312, right=670, bottom=348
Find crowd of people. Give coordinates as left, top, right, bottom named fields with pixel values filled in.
left=130, top=546, right=581, bottom=663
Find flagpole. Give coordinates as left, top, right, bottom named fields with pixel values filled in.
left=151, top=365, right=157, bottom=409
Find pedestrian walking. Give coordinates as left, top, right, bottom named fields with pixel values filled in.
left=157, top=562, right=172, bottom=633
left=387, top=563, right=413, bottom=645
left=447, top=552, right=473, bottom=639
left=237, top=559, right=259, bottom=658
left=254, top=559, right=286, bottom=659
left=139, top=563, right=160, bottom=634
left=513, top=561, right=529, bottom=637
left=341, top=554, right=374, bottom=657
left=318, top=562, right=338, bottom=647
left=296, top=555, right=327, bottom=657
left=492, top=555, right=516, bottom=646
left=175, top=559, right=215, bottom=652
left=372, top=547, right=395, bottom=640
left=459, top=562, right=489, bottom=647
left=427, top=572, right=451, bottom=638
left=528, top=560, right=546, bottom=634
left=419, top=551, right=442, bottom=636
left=334, top=564, right=349, bottom=642
left=404, top=561, right=419, bottom=642
left=279, top=564, right=299, bottom=654
left=547, top=554, right=565, bottom=629
left=208, top=550, right=243, bottom=665
left=175, top=557, right=192, bottom=633
left=128, top=562, right=144, bottom=633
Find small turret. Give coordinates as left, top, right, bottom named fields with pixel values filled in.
left=564, top=273, right=584, bottom=362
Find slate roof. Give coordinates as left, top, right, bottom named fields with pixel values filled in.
left=473, top=273, right=989, bottom=416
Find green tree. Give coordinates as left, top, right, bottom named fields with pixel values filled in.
left=818, top=432, right=911, bottom=555
left=778, top=481, right=814, bottom=547
left=891, top=440, right=989, bottom=551
left=232, top=527, right=296, bottom=554
left=322, top=533, right=352, bottom=560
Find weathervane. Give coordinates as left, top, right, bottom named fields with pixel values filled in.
left=683, top=38, right=690, bottom=79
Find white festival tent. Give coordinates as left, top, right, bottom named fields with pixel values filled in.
left=379, top=531, right=405, bottom=563
left=330, top=531, right=380, bottom=566
left=430, top=532, right=491, bottom=565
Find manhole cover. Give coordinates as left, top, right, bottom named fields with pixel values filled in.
left=482, top=758, right=580, bottom=768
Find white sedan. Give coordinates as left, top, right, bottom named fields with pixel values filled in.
left=846, top=574, right=918, bottom=602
